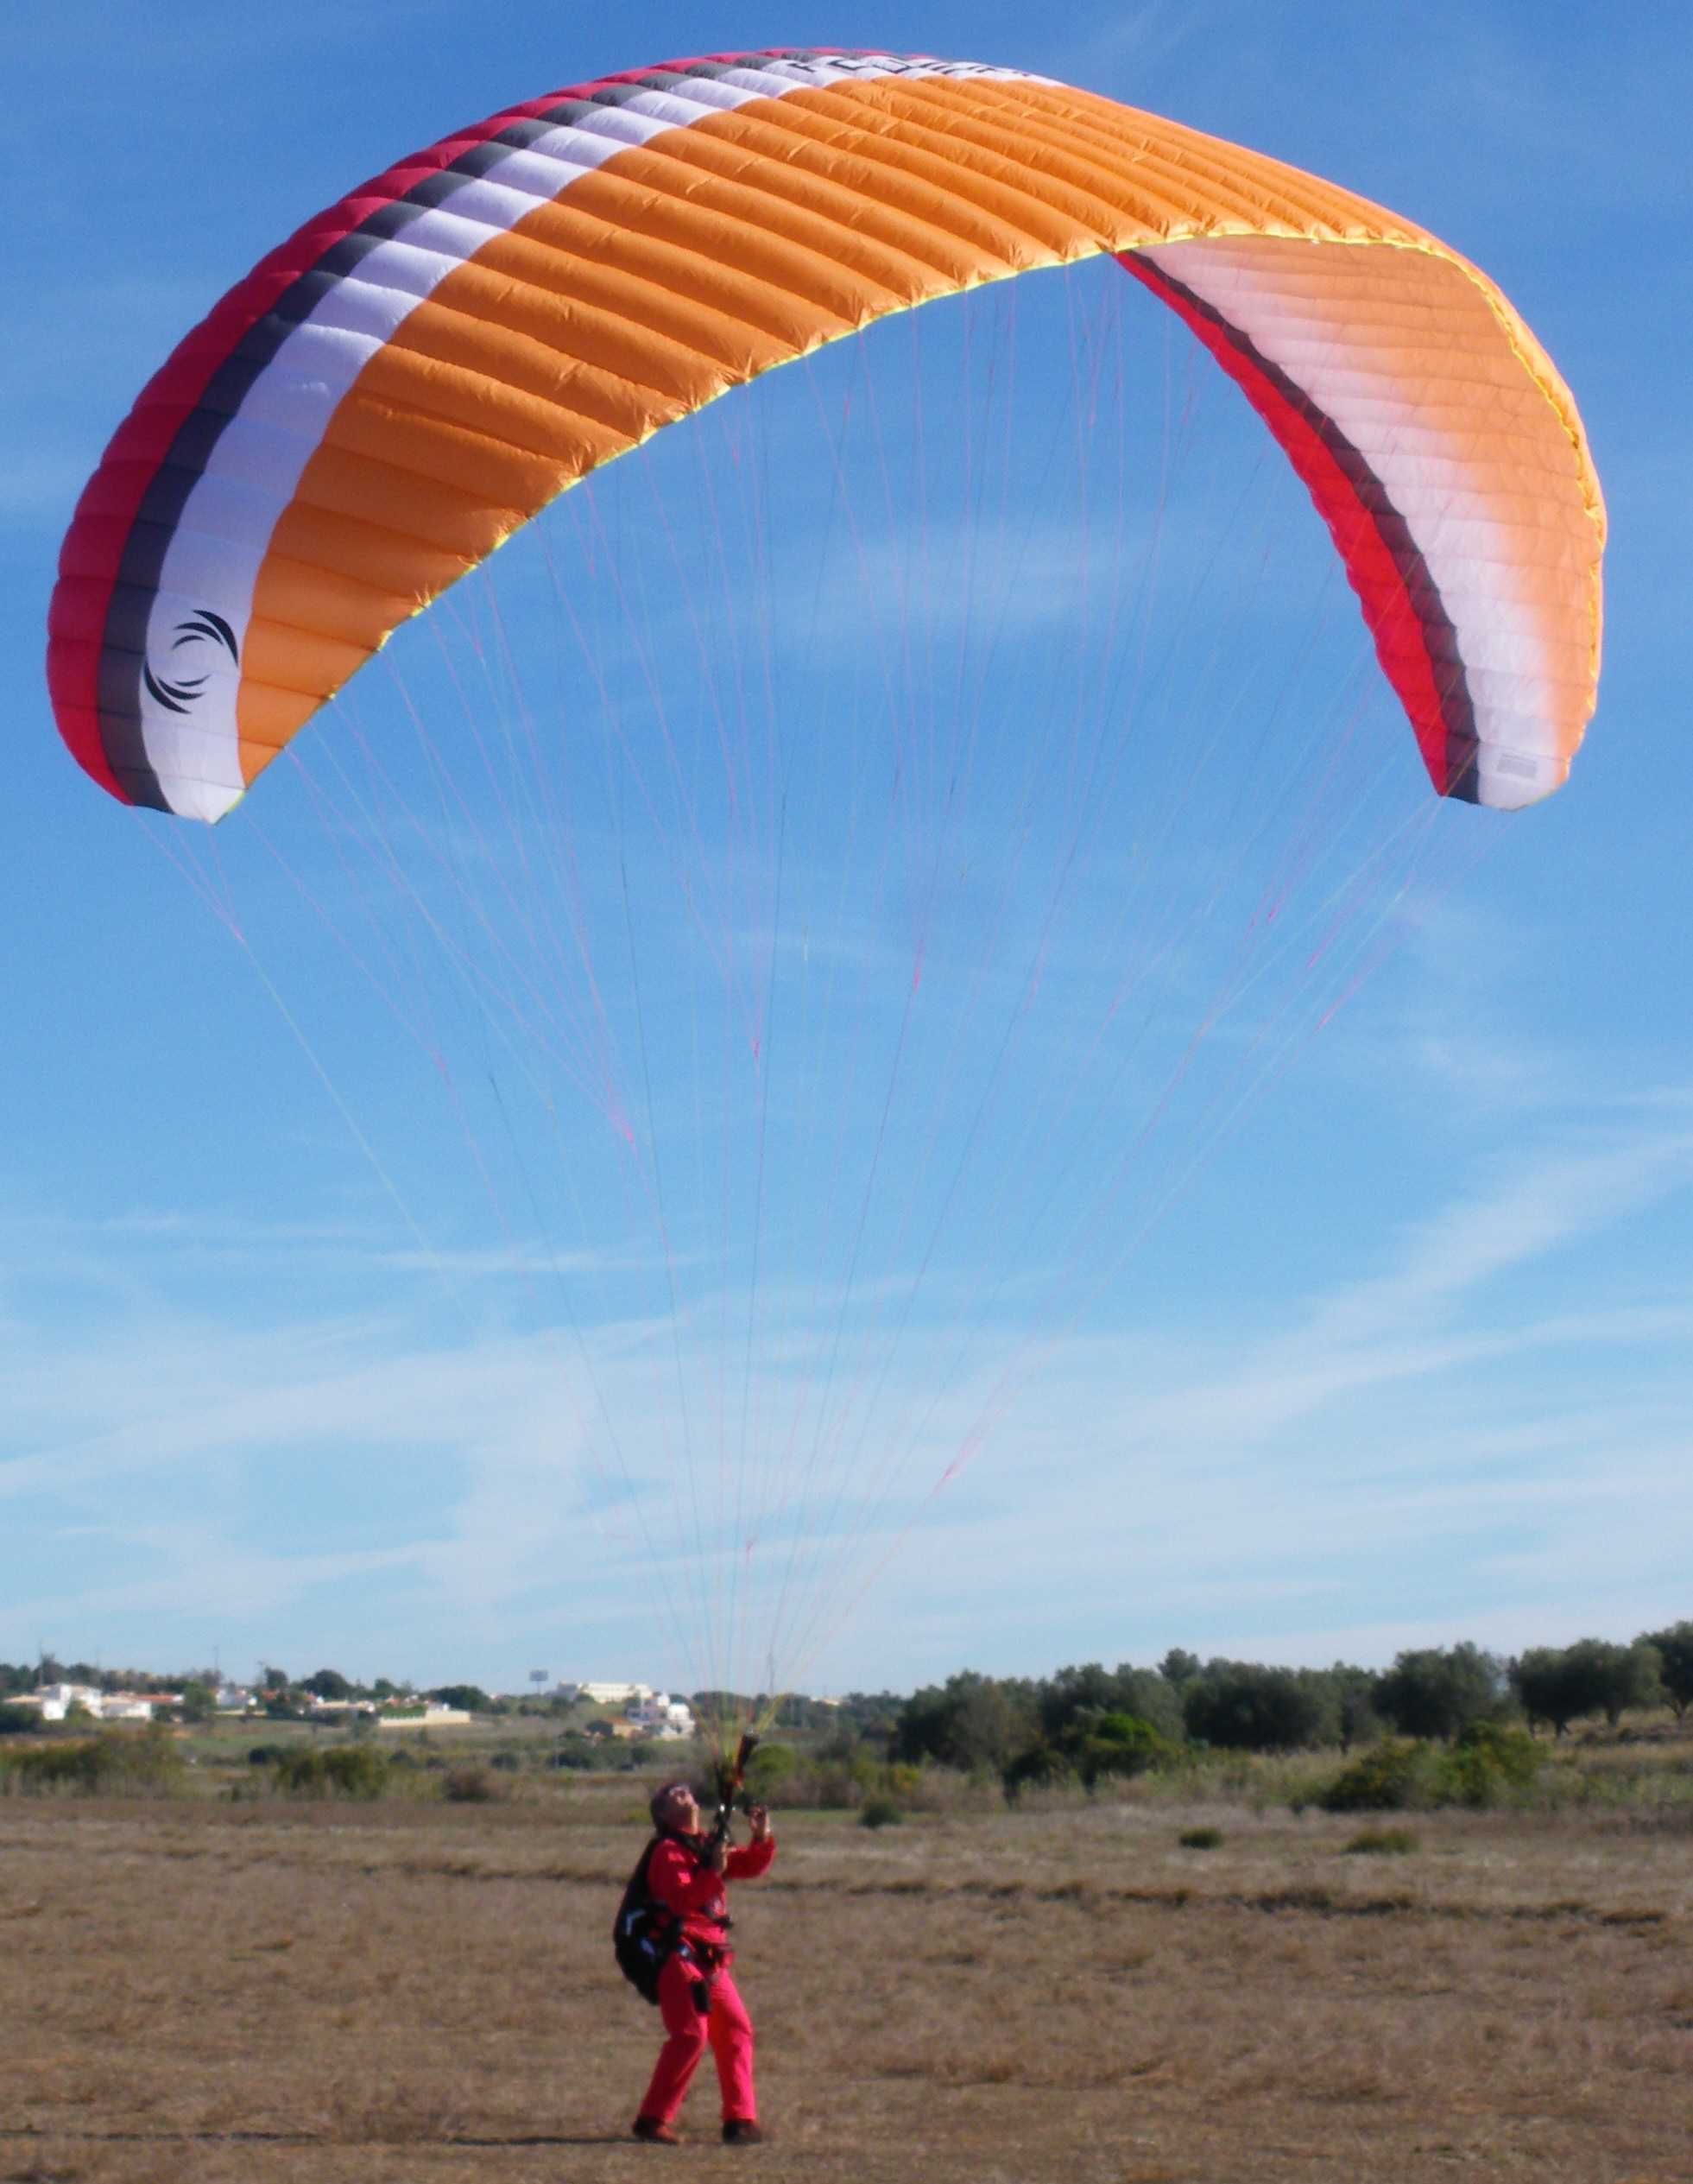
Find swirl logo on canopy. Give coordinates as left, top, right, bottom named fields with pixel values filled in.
left=142, top=609, right=241, bottom=717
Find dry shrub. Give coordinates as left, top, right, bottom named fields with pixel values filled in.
left=0, top=1726, right=185, bottom=1799
left=443, top=1765, right=505, bottom=1804
left=1343, top=1826, right=1420, bottom=1856
left=1626, top=1801, right=1693, bottom=1837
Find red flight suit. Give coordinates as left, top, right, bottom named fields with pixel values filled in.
left=638, top=1829, right=776, bottom=2129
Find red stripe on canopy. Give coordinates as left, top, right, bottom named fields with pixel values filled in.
left=47, top=48, right=834, bottom=806
left=1115, top=251, right=1475, bottom=801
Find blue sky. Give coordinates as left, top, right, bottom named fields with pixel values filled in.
left=3, top=2, right=1689, bottom=1700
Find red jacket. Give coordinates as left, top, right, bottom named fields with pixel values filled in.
left=647, top=1831, right=776, bottom=1960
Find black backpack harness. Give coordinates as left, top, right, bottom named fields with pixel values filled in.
left=612, top=1830, right=730, bottom=2007
left=615, top=1741, right=759, bottom=2008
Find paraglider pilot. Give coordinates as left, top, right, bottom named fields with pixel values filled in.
left=631, top=1769, right=775, bottom=2145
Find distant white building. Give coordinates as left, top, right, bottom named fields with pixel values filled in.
left=26, top=1683, right=104, bottom=1722
left=577, top=1681, right=654, bottom=1709
left=376, top=1703, right=471, bottom=1731
left=625, top=1691, right=695, bottom=1740
left=15, top=1685, right=178, bottom=1723
left=216, top=1685, right=253, bottom=1712
left=101, top=1692, right=178, bottom=1722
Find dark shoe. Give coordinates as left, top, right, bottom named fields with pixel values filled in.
left=722, top=2120, right=766, bottom=2145
left=632, top=2115, right=681, bottom=2144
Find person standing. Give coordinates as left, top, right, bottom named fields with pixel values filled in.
left=632, top=1779, right=775, bottom=2146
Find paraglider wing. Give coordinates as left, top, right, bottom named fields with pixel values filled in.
left=47, top=47, right=1602, bottom=821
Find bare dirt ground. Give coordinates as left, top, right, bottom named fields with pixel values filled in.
left=3, top=1785, right=1690, bottom=2184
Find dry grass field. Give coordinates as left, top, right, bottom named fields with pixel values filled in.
left=3, top=1774, right=1690, bottom=2184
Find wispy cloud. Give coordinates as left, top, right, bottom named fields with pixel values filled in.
left=3, top=1090, right=1690, bottom=1687
left=0, top=1204, right=679, bottom=1294
left=1101, top=1117, right=1693, bottom=1459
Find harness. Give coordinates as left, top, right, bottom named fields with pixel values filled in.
left=611, top=1829, right=728, bottom=2006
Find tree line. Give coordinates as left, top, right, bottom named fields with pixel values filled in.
left=5, top=1628, right=1687, bottom=1767
left=886, top=1624, right=1693, bottom=1788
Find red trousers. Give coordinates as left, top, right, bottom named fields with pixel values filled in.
left=640, top=1951, right=756, bottom=2126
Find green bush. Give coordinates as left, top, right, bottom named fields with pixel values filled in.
left=859, top=1796, right=903, bottom=1829
left=1001, top=1744, right=1073, bottom=1801
left=1318, top=1722, right=1540, bottom=1816
left=273, top=1744, right=390, bottom=1799
left=325, top=1745, right=390, bottom=1797
left=621, top=1745, right=668, bottom=1771
left=743, top=1743, right=799, bottom=1797
left=272, top=1749, right=325, bottom=1796
left=1318, top=1738, right=1437, bottom=1813
left=1053, top=1711, right=1177, bottom=1791
left=1641, top=1621, right=1693, bottom=1721
left=1178, top=1826, right=1224, bottom=1850
left=1434, top=1720, right=1542, bottom=1808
